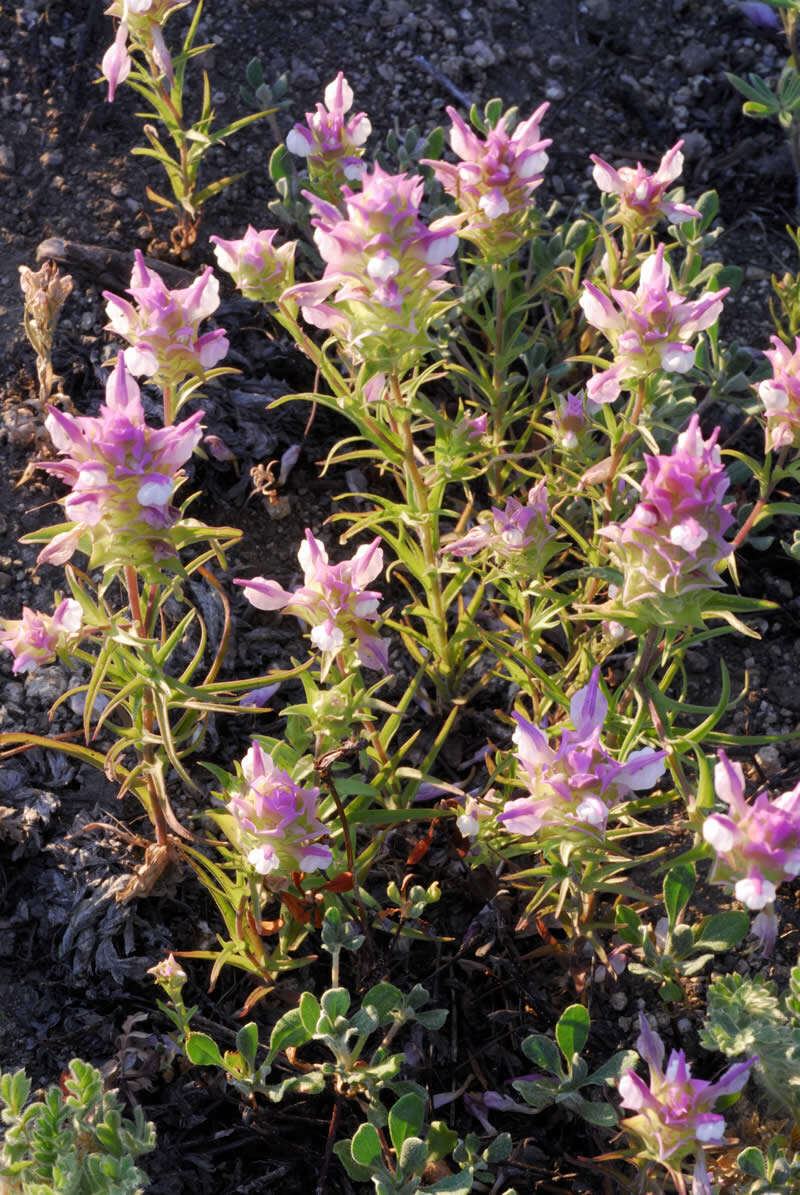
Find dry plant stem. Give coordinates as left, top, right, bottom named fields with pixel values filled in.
left=605, top=379, right=646, bottom=507
left=315, top=760, right=369, bottom=934
left=731, top=445, right=790, bottom=550
left=125, top=564, right=169, bottom=847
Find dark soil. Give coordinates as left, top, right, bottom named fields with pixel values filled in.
left=0, top=0, right=799, bottom=1191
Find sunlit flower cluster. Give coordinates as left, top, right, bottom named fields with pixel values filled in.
left=37, top=355, right=203, bottom=571
left=590, top=140, right=700, bottom=233
left=283, top=164, right=458, bottom=372
left=498, top=668, right=665, bottom=839
left=211, top=226, right=296, bottom=304
left=580, top=246, right=727, bottom=403
left=443, top=481, right=556, bottom=576
left=757, top=334, right=800, bottom=452
left=238, top=531, right=387, bottom=679
left=0, top=599, right=83, bottom=674
left=600, top=415, right=734, bottom=621
left=226, top=740, right=332, bottom=878
left=104, top=251, right=228, bottom=388
left=620, top=1013, right=755, bottom=1195
left=424, top=104, right=551, bottom=261
left=285, top=72, right=371, bottom=202
left=101, top=0, right=186, bottom=102
left=703, top=750, right=800, bottom=952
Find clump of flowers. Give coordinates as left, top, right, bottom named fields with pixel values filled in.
left=101, top=0, right=186, bottom=102
left=238, top=531, right=387, bottom=679
left=104, top=250, right=229, bottom=390
left=423, top=103, right=551, bottom=261
left=579, top=246, right=728, bottom=403
left=600, top=415, right=734, bottom=624
left=619, top=1012, right=756, bottom=1195
left=285, top=72, right=371, bottom=202
left=226, top=740, right=332, bottom=879
left=37, top=354, right=204, bottom=573
left=757, top=334, right=800, bottom=452
left=0, top=599, right=83, bottom=675
left=590, top=140, right=701, bottom=233
left=703, top=750, right=800, bottom=953
left=442, top=481, right=557, bottom=578
left=283, top=164, right=458, bottom=373
left=211, top=226, right=297, bottom=304
left=498, top=667, right=665, bottom=839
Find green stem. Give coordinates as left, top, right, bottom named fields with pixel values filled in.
left=488, top=263, right=508, bottom=500
left=125, top=565, right=169, bottom=847
left=388, top=373, right=453, bottom=694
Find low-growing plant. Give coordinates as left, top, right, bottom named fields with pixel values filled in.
left=0, top=1059, right=155, bottom=1194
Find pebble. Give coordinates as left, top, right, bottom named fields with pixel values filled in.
left=545, top=80, right=566, bottom=101
left=609, top=990, right=627, bottom=1010
left=755, top=744, right=782, bottom=775
left=0, top=145, right=14, bottom=171
left=24, top=666, right=68, bottom=706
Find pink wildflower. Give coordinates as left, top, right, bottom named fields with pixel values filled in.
left=104, top=250, right=228, bottom=388
left=443, top=481, right=556, bottom=572
left=498, top=668, right=665, bottom=839
left=757, top=335, right=800, bottom=452
left=423, top=104, right=551, bottom=260
left=226, top=740, right=332, bottom=877
left=0, top=599, right=83, bottom=674
left=620, top=1012, right=755, bottom=1195
left=548, top=391, right=596, bottom=451
left=285, top=72, right=371, bottom=201
left=211, top=226, right=296, bottom=304
left=237, top=531, right=387, bottom=679
left=284, top=165, right=458, bottom=372
left=579, top=246, right=728, bottom=403
left=101, top=0, right=185, bottom=102
left=37, top=354, right=203, bottom=571
left=703, top=750, right=800, bottom=953
left=600, top=415, right=734, bottom=621
left=147, top=953, right=187, bottom=988
left=590, top=140, right=701, bottom=232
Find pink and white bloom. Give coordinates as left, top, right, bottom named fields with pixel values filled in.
left=703, top=750, right=800, bottom=953
left=237, top=531, right=387, bottom=678
left=423, top=104, right=551, bottom=260
left=548, top=391, right=596, bottom=451
left=104, top=251, right=228, bottom=387
left=0, top=599, right=83, bottom=674
left=590, top=141, right=701, bottom=232
left=101, top=0, right=185, bottom=102
left=285, top=72, right=371, bottom=201
left=37, top=354, right=203, bottom=571
left=283, top=164, right=458, bottom=372
left=226, top=740, right=332, bottom=878
left=443, top=481, right=557, bottom=575
left=580, top=246, right=728, bottom=403
left=620, top=1013, right=755, bottom=1195
left=600, top=415, right=734, bottom=619
left=757, top=335, right=800, bottom=452
left=498, top=668, right=665, bottom=839
left=211, top=226, right=296, bottom=304
left=147, top=953, right=188, bottom=989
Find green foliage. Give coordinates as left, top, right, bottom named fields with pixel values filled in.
left=700, top=961, right=800, bottom=1121
left=736, top=1139, right=800, bottom=1194
left=334, top=1092, right=515, bottom=1194
left=506, top=1004, right=636, bottom=1128
left=0, top=1060, right=155, bottom=1194
left=618, top=864, right=749, bottom=1001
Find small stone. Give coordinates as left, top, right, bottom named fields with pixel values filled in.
left=0, top=572, right=11, bottom=590
left=110, top=182, right=126, bottom=198
left=609, top=990, right=627, bottom=1011
left=755, top=744, right=782, bottom=775
left=24, top=666, right=68, bottom=706
left=39, top=149, right=63, bottom=168
left=545, top=80, right=565, bottom=101
left=680, top=41, right=715, bottom=73
left=0, top=145, right=14, bottom=171
left=0, top=51, right=9, bottom=71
